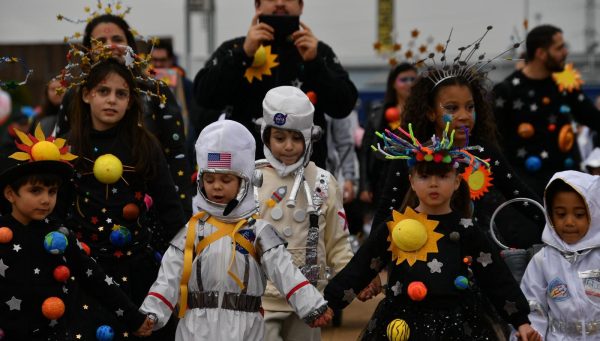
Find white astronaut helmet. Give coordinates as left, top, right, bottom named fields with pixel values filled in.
left=260, top=86, right=321, bottom=177
left=193, top=119, right=259, bottom=220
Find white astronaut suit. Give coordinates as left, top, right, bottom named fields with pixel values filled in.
left=140, top=120, right=328, bottom=340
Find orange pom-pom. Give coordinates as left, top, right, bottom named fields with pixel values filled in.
left=385, top=107, right=400, bottom=122
left=407, top=281, right=427, bottom=301
left=306, top=91, right=317, bottom=105
left=42, top=297, right=65, bottom=320
left=0, top=227, right=13, bottom=244
left=463, top=256, right=473, bottom=265
left=53, top=265, right=71, bottom=282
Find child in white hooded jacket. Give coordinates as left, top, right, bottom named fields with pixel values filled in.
left=521, top=170, right=600, bottom=340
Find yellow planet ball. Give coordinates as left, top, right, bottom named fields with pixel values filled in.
left=93, top=154, right=123, bottom=184
left=387, top=319, right=410, bottom=341
left=252, top=45, right=267, bottom=67
left=391, top=219, right=428, bottom=252
left=31, top=141, right=61, bottom=161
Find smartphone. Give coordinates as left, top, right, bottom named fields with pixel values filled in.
left=258, top=15, right=300, bottom=42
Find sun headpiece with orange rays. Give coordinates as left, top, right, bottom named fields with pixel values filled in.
left=553, top=63, right=584, bottom=93
left=55, top=38, right=167, bottom=106
left=10, top=124, right=77, bottom=164
left=372, top=122, right=489, bottom=170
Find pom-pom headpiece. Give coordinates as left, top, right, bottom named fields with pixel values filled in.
left=372, top=122, right=489, bottom=169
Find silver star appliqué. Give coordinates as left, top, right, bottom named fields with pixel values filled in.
left=517, top=148, right=527, bottom=158
left=494, top=160, right=500, bottom=166
left=477, top=252, right=493, bottom=267
left=12, top=244, right=21, bottom=252
left=540, top=151, right=549, bottom=159
left=0, top=259, right=8, bottom=277
left=105, top=275, right=114, bottom=286
left=512, top=77, right=520, bottom=86
left=106, top=218, right=112, bottom=224
left=290, top=78, right=303, bottom=88
left=530, top=103, right=538, bottom=112
left=116, top=308, right=124, bottom=317
left=6, top=296, right=22, bottom=310
left=49, top=320, right=58, bottom=327
left=427, top=258, right=443, bottom=273
left=512, top=99, right=523, bottom=110
left=391, top=281, right=403, bottom=296
left=34, top=268, right=40, bottom=275
left=495, top=97, right=505, bottom=108
left=578, top=93, right=585, bottom=102
left=342, top=289, right=356, bottom=303
left=504, top=300, right=518, bottom=315
left=370, top=257, right=382, bottom=271
left=506, top=173, right=512, bottom=179
left=460, top=218, right=473, bottom=228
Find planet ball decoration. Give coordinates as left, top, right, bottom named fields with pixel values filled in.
left=391, top=219, right=428, bottom=252
left=517, top=123, right=534, bottom=139
left=96, top=325, right=115, bottom=341
left=385, top=107, right=400, bottom=122
left=93, top=154, right=123, bottom=184
left=31, top=140, right=61, bottom=161
left=525, top=156, right=542, bottom=173
left=564, top=157, right=575, bottom=169
left=41, top=297, right=65, bottom=320
left=407, top=281, right=427, bottom=301
left=306, top=91, right=317, bottom=105
left=79, top=241, right=91, bottom=256
left=454, top=276, right=469, bottom=290
left=122, top=203, right=140, bottom=220
left=44, top=231, right=68, bottom=255
left=548, top=123, right=556, bottom=132
left=110, top=226, right=132, bottom=247
left=558, top=124, right=574, bottom=152
left=0, top=227, right=13, bottom=243
left=53, top=265, right=71, bottom=282
left=252, top=45, right=267, bottom=67
left=386, top=318, right=410, bottom=341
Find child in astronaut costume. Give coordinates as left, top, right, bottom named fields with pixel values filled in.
left=256, top=86, right=353, bottom=341
left=140, top=120, right=331, bottom=340
left=520, top=170, right=600, bottom=340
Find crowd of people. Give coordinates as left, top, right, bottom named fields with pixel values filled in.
left=1, top=0, right=600, bottom=340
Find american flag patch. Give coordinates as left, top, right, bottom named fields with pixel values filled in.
left=207, top=152, right=232, bottom=168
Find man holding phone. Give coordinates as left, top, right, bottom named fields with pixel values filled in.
left=193, top=0, right=357, bottom=171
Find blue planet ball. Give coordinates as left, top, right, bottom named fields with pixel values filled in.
left=564, top=157, right=575, bottom=169
left=525, top=156, right=542, bottom=172
left=96, top=325, right=114, bottom=341
left=109, top=226, right=132, bottom=247
left=44, top=231, right=68, bottom=255
left=454, top=276, right=469, bottom=290
left=559, top=105, right=571, bottom=114
left=154, top=251, right=163, bottom=263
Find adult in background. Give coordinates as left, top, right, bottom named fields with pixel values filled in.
left=194, top=0, right=357, bottom=168
left=493, top=24, right=600, bottom=196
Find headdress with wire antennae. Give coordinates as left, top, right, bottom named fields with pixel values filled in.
left=371, top=122, right=490, bottom=169
left=374, top=28, right=445, bottom=67
left=417, top=26, right=523, bottom=88
left=55, top=39, right=167, bottom=106
left=0, top=57, right=34, bottom=91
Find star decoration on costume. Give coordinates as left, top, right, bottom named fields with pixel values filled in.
left=105, top=275, right=114, bottom=285
left=517, top=148, right=527, bottom=158
left=494, top=160, right=500, bottom=166
left=477, top=252, right=493, bottom=267
left=0, top=259, right=8, bottom=277
left=578, top=93, right=585, bottom=102
left=291, top=78, right=303, bottom=88
left=34, top=268, right=40, bottom=275
left=512, top=77, right=520, bottom=86
left=460, top=218, right=473, bottom=228
left=530, top=103, right=538, bottom=112
left=391, top=281, right=403, bottom=296
left=512, top=99, right=523, bottom=110
left=504, top=300, right=518, bottom=315
left=552, top=63, right=583, bottom=92
left=342, top=289, right=356, bottom=303
left=12, top=244, right=21, bottom=252
left=122, top=276, right=128, bottom=282
left=495, top=97, right=505, bottom=108
left=370, top=257, right=382, bottom=271
left=76, top=334, right=82, bottom=339
left=6, top=296, right=22, bottom=310
left=212, top=58, right=218, bottom=66
left=506, top=173, right=512, bottom=179
left=513, top=190, right=520, bottom=196
left=124, top=50, right=135, bottom=67
left=523, top=201, right=529, bottom=207
left=527, top=90, right=536, bottom=97
left=112, top=188, right=118, bottom=194
left=116, top=308, right=124, bottom=317
left=427, top=258, right=443, bottom=273
left=83, top=304, right=89, bottom=310
left=49, top=320, right=58, bottom=327
left=244, top=45, right=279, bottom=83
left=540, top=150, right=549, bottom=159
left=386, top=207, right=443, bottom=266
left=63, top=286, right=69, bottom=294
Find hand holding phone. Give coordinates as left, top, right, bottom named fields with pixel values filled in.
left=258, top=15, right=300, bottom=42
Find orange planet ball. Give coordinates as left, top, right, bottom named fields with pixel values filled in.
left=548, top=124, right=556, bottom=132
left=122, top=203, right=140, bottom=220
left=407, top=281, right=427, bottom=301
left=42, top=297, right=65, bottom=320
left=517, top=122, right=535, bottom=139
left=306, top=91, right=317, bottom=105
left=0, top=227, right=13, bottom=244
left=79, top=241, right=91, bottom=256
left=558, top=124, right=574, bottom=152
left=385, top=107, right=401, bottom=123
left=542, top=97, right=551, bottom=105
left=53, top=265, right=71, bottom=283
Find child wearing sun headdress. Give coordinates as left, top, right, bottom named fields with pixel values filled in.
left=324, top=124, right=541, bottom=340
left=52, top=52, right=186, bottom=340
left=0, top=126, right=153, bottom=340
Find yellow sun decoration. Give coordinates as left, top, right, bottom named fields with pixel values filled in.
left=553, top=63, right=583, bottom=93
left=461, top=165, right=493, bottom=200
left=244, top=45, right=279, bottom=83
left=10, top=124, right=77, bottom=163
left=386, top=207, right=444, bottom=266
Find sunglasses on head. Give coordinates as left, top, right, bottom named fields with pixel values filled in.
left=396, top=76, right=416, bottom=84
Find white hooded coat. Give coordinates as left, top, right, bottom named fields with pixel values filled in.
left=140, top=120, right=327, bottom=340
left=520, top=171, right=600, bottom=340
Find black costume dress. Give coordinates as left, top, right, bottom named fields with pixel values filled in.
left=0, top=215, right=146, bottom=341
left=324, top=211, right=531, bottom=340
